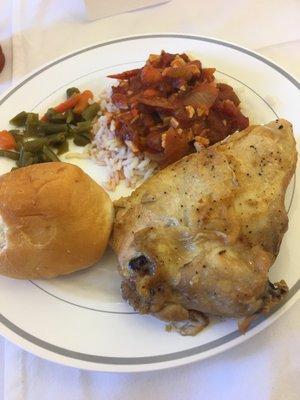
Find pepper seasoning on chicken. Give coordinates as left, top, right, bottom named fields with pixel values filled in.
left=111, top=119, right=296, bottom=335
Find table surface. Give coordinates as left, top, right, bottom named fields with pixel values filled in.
left=0, top=1, right=299, bottom=399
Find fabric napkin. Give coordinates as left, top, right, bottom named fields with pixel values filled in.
left=11, top=0, right=300, bottom=82
left=84, top=0, right=171, bottom=21
left=0, top=303, right=299, bottom=400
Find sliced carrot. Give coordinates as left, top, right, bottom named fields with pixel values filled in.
left=73, top=90, right=93, bottom=114
left=0, top=130, right=16, bottom=150
left=40, top=114, right=48, bottom=122
left=40, top=93, right=81, bottom=121
left=54, top=93, right=81, bottom=113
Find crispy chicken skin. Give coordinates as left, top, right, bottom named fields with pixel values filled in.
left=111, top=119, right=297, bottom=335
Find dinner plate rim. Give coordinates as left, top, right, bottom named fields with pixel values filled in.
left=0, top=33, right=299, bottom=372
left=1, top=284, right=299, bottom=372
left=1, top=32, right=299, bottom=107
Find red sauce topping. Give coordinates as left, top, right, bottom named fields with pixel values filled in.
left=108, top=51, right=249, bottom=166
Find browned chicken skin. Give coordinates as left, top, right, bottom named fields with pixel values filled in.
left=111, top=119, right=297, bottom=335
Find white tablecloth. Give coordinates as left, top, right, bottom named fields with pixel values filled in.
left=0, top=1, right=299, bottom=399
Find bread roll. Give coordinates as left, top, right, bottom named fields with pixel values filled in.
left=0, top=162, right=114, bottom=279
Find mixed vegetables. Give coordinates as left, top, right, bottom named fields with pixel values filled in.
left=0, top=87, right=99, bottom=168
left=109, top=51, right=249, bottom=166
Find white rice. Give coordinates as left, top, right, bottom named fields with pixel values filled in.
left=88, top=89, right=158, bottom=192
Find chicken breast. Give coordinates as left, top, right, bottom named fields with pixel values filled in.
left=111, top=119, right=297, bottom=335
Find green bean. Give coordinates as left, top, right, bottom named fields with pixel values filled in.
left=56, top=140, right=69, bottom=155
left=24, top=139, right=44, bottom=153
left=23, top=133, right=66, bottom=152
left=81, top=103, right=100, bottom=121
left=9, top=129, right=21, bottom=135
left=66, top=130, right=74, bottom=139
left=9, top=130, right=24, bottom=152
left=0, top=149, right=20, bottom=161
left=70, top=121, right=91, bottom=135
left=73, top=134, right=90, bottom=146
left=25, top=113, right=39, bottom=137
left=15, top=143, right=21, bottom=152
left=42, top=145, right=60, bottom=162
left=44, top=108, right=66, bottom=123
left=73, top=113, right=84, bottom=123
left=39, top=122, right=68, bottom=134
left=9, top=111, right=28, bottom=127
left=65, top=109, right=74, bottom=124
left=66, top=111, right=83, bottom=125
left=81, top=131, right=91, bottom=140
left=9, top=130, right=24, bottom=143
left=23, top=139, right=45, bottom=153
left=46, top=132, right=66, bottom=145
left=66, top=87, right=80, bottom=98
left=17, top=147, right=36, bottom=167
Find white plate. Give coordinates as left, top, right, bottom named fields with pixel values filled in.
left=0, top=34, right=299, bottom=372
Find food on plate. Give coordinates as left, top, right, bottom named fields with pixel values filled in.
left=109, top=51, right=248, bottom=163
left=90, top=50, right=249, bottom=191
left=111, top=119, right=296, bottom=335
left=0, top=51, right=249, bottom=193
left=0, top=162, right=114, bottom=279
left=0, top=87, right=99, bottom=168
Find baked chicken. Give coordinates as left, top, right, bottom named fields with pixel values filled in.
left=111, top=119, right=297, bottom=335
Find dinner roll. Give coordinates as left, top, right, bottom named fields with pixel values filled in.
left=0, top=162, right=114, bottom=279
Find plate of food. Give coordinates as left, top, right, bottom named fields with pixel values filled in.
left=0, top=34, right=299, bottom=372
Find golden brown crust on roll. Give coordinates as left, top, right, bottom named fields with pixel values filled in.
left=0, top=162, right=114, bottom=279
